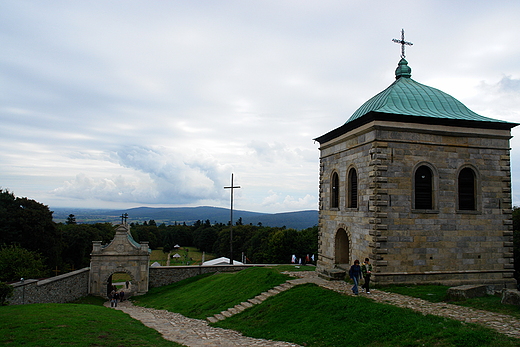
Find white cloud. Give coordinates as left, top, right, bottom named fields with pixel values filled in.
left=1, top=1, right=520, bottom=212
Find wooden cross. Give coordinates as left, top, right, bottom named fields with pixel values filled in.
left=121, top=213, right=128, bottom=224
left=224, top=173, right=241, bottom=265
left=392, top=29, right=413, bottom=58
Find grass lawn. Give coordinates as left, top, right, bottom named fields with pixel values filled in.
left=0, top=303, right=183, bottom=346
left=214, top=283, right=519, bottom=347
left=381, top=284, right=520, bottom=320
left=132, top=266, right=290, bottom=319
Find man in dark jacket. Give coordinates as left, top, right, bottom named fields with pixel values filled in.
left=349, top=259, right=362, bottom=295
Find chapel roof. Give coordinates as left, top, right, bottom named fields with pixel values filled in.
left=314, top=58, right=517, bottom=144
left=347, top=58, right=507, bottom=124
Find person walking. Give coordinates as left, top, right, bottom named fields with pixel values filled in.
left=110, top=290, right=116, bottom=307
left=361, top=258, right=373, bottom=294
left=349, top=259, right=362, bottom=295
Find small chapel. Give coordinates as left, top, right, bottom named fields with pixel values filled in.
left=314, top=33, right=518, bottom=289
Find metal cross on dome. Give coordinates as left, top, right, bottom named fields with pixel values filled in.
left=392, top=29, right=413, bottom=58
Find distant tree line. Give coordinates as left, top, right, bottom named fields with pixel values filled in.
left=129, top=218, right=318, bottom=264
left=0, top=189, right=317, bottom=282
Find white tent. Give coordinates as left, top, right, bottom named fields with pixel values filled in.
left=202, top=257, right=244, bottom=266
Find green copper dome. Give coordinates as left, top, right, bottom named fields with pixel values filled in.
left=346, top=58, right=507, bottom=124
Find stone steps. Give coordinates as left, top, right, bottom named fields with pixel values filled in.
left=206, top=280, right=296, bottom=322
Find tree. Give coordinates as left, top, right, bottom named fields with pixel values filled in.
left=0, top=189, right=61, bottom=269
left=66, top=214, right=77, bottom=225
left=0, top=245, right=47, bottom=282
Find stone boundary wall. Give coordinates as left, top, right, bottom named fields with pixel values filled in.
left=148, top=264, right=259, bottom=288
left=9, top=268, right=90, bottom=305
left=7, top=264, right=264, bottom=305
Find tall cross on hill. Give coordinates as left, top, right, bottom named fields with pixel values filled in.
left=392, top=29, right=413, bottom=58
left=121, top=213, right=128, bottom=225
left=224, top=173, right=241, bottom=265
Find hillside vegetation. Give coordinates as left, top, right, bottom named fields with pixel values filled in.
left=2, top=266, right=519, bottom=346
left=134, top=267, right=518, bottom=347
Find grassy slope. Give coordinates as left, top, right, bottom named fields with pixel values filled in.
left=0, top=303, right=183, bottom=347
left=382, top=284, right=520, bottom=320
left=132, top=266, right=291, bottom=319
left=133, top=267, right=518, bottom=347
left=214, top=283, right=518, bottom=347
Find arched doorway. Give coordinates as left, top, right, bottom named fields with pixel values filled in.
left=106, top=271, right=133, bottom=298
left=335, top=228, right=350, bottom=270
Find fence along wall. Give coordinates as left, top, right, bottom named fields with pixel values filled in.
left=9, top=268, right=90, bottom=305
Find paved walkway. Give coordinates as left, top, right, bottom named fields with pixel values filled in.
left=106, top=271, right=520, bottom=346
left=105, top=300, right=300, bottom=346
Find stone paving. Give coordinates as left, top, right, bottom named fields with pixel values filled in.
left=106, top=271, right=520, bottom=346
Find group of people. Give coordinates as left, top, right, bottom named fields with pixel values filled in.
left=348, top=258, right=372, bottom=295
left=109, top=286, right=125, bottom=307
left=291, top=254, right=315, bottom=265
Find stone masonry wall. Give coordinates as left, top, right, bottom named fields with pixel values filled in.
left=9, top=268, right=90, bottom=305
left=317, top=121, right=515, bottom=288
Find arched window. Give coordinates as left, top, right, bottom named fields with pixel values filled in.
left=331, top=172, right=339, bottom=208
left=458, top=168, right=476, bottom=210
left=414, top=165, right=433, bottom=210
left=348, top=168, right=358, bottom=208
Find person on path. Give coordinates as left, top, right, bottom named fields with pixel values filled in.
left=113, top=291, right=119, bottom=307
left=120, top=290, right=125, bottom=302
left=349, top=259, right=362, bottom=295
left=361, top=258, right=373, bottom=294
left=110, top=290, right=116, bottom=307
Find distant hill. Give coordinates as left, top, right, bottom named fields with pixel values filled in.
left=52, top=206, right=318, bottom=230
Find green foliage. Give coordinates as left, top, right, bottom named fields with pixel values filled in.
left=0, top=282, right=13, bottom=305
left=0, top=188, right=318, bottom=278
left=58, top=223, right=115, bottom=269
left=0, top=303, right=183, bottom=346
left=0, top=189, right=60, bottom=269
left=214, top=283, right=517, bottom=347
left=133, top=267, right=290, bottom=319
left=212, top=224, right=318, bottom=264
left=65, top=214, right=76, bottom=225
left=0, top=244, right=47, bottom=282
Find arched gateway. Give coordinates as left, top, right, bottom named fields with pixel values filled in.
left=90, top=224, right=150, bottom=297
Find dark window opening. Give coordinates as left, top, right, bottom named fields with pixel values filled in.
left=331, top=172, right=339, bottom=208
left=348, top=168, right=358, bottom=208
left=415, top=165, right=433, bottom=209
left=459, top=168, right=476, bottom=210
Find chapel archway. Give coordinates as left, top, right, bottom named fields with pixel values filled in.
left=334, top=228, right=350, bottom=270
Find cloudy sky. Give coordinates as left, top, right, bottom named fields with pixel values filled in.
left=1, top=1, right=519, bottom=213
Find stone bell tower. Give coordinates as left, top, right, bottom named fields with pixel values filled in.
left=314, top=49, right=518, bottom=289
